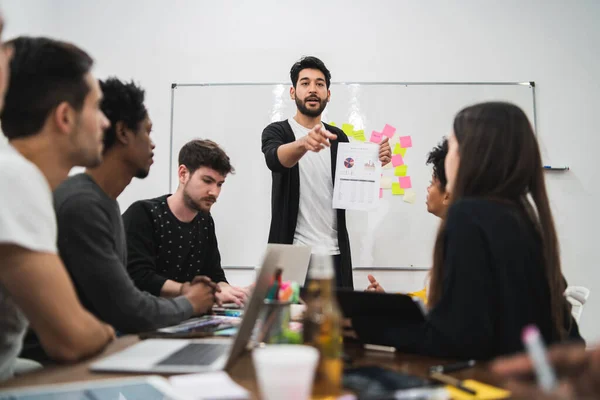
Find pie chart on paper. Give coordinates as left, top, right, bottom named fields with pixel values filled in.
left=344, top=157, right=354, bottom=168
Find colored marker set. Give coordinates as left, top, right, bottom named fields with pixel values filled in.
left=265, top=268, right=301, bottom=303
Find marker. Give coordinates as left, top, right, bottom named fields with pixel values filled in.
left=429, top=359, right=476, bottom=374
left=429, top=372, right=477, bottom=396
left=522, top=325, right=557, bottom=392
left=363, top=343, right=396, bottom=353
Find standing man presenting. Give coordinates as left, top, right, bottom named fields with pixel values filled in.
left=261, top=56, right=391, bottom=288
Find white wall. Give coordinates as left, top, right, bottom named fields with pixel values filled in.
left=3, top=0, right=599, bottom=343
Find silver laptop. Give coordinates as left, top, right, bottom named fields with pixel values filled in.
left=90, top=244, right=299, bottom=374
left=254, top=243, right=311, bottom=285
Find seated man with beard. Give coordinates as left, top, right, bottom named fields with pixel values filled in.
left=123, top=139, right=250, bottom=306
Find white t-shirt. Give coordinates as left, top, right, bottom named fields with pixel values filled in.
left=288, top=117, right=339, bottom=255
left=0, top=142, right=57, bottom=382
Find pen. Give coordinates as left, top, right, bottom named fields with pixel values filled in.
left=429, top=359, right=476, bottom=374
left=363, top=343, right=396, bottom=353
left=522, top=324, right=557, bottom=392
left=429, top=372, right=477, bottom=396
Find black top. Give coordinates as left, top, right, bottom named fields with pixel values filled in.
left=352, top=198, right=583, bottom=360
left=261, top=120, right=353, bottom=288
left=53, top=174, right=193, bottom=333
left=122, top=195, right=227, bottom=296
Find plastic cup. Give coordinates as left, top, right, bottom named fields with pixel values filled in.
left=252, top=344, right=319, bottom=400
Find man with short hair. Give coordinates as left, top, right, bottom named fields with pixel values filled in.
left=51, top=78, right=218, bottom=337
left=124, top=139, right=249, bottom=306
left=261, top=56, right=392, bottom=289
left=0, top=36, right=115, bottom=380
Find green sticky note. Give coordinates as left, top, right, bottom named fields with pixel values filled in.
left=394, top=165, right=408, bottom=177
left=329, top=121, right=336, bottom=126
left=392, top=182, right=405, bottom=195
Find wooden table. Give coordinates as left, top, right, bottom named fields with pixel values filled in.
left=0, top=335, right=505, bottom=398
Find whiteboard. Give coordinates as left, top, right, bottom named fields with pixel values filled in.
left=170, top=82, right=536, bottom=269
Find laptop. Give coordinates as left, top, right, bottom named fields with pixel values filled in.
left=335, top=289, right=427, bottom=321
left=90, top=244, right=292, bottom=374
left=254, top=243, right=311, bottom=286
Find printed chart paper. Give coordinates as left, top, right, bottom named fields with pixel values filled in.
left=333, top=142, right=381, bottom=211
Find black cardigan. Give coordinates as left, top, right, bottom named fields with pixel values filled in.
left=261, top=120, right=353, bottom=288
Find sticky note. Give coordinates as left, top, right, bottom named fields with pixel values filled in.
left=394, top=165, right=408, bottom=177
left=399, top=176, right=412, bottom=189
left=382, top=124, right=396, bottom=138
left=379, top=188, right=383, bottom=198
left=342, top=123, right=354, bottom=135
left=370, top=131, right=383, bottom=143
left=391, top=154, right=404, bottom=167
left=380, top=176, right=393, bottom=189
left=446, top=379, right=510, bottom=399
left=393, top=144, right=407, bottom=157
left=403, top=190, right=416, bottom=204
left=391, top=182, right=405, bottom=195
left=382, top=162, right=393, bottom=170
left=399, top=136, right=413, bottom=148
left=329, top=121, right=337, bottom=127
left=353, top=131, right=366, bottom=142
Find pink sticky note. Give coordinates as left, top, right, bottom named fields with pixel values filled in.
left=399, top=136, right=413, bottom=148
left=391, top=154, right=404, bottom=167
left=379, top=188, right=383, bottom=198
left=370, top=131, right=383, bottom=143
left=399, top=176, right=412, bottom=189
left=382, top=124, right=396, bottom=138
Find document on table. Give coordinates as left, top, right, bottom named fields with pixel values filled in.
left=333, top=142, right=381, bottom=211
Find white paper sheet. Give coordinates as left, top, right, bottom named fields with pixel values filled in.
left=333, top=142, right=382, bottom=211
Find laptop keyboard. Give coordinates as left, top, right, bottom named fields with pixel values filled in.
left=156, top=343, right=229, bottom=366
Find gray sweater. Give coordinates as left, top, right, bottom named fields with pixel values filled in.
left=53, top=174, right=193, bottom=333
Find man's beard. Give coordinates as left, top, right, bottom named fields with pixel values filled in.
left=135, top=167, right=150, bottom=179
left=295, top=96, right=327, bottom=118
left=183, top=187, right=216, bottom=213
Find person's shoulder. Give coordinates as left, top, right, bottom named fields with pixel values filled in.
left=123, top=194, right=169, bottom=218
left=263, top=120, right=290, bottom=133
left=448, top=197, right=517, bottom=228
left=0, top=144, right=47, bottom=188
left=54, top=174, right=105, bottom=209
left=323, top=122, right=344, bottom=135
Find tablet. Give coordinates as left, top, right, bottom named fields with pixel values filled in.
left=335, top=289, right=427, bottom=321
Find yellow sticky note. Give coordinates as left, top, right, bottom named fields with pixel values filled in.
left=446, top=380, right=510, bottom=399
left=391, top=182, right=404, bottom=195
left=394, top=165, right=408, bottom=177
left=403, top=189, right=416, bottom=204
left=354, top=133, right=366, bottom=142
left=393, top=144, right=407, bottom=157
left=329, top=121, right=336, bottom=126
left=353, top=129, right=365, bottom=139
left=382, top=161, right=393, bottom=170
left=341, top=123, right=354, bottom=135
left=380, top=176, right=393, bottom=189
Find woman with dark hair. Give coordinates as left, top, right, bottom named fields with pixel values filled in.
left=352, top=102, right=583, bottom=360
